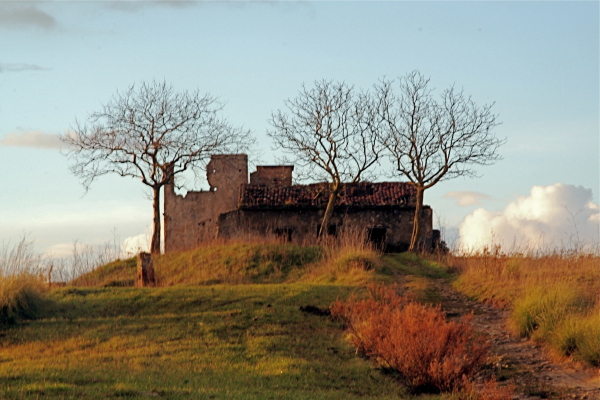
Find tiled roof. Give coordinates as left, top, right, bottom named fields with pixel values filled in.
left=239, top=182, right=416, bottom=209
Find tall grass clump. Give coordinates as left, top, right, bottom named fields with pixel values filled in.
left=511, top=285, right=591, bottom=338
left=301, top=228, right=380, bottom=284
left=450, top=251, right=600, bottom=365
left=550, top=312, right=600, bottom=366
left=0, top=238, right=47, bottom=326
left=331, top=285, right=489, bottom=393
left=0, top=274, right=46, bottom=326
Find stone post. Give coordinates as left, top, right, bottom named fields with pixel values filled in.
left=136, top=252, right=156, bottom=287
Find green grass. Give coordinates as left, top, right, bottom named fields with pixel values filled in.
left=71, top=258, right=136, bottom=287
left=511, top=285, right=591, bottom=338
left=0, top=283, right=438, bottom=400
left=381, top=253, right=452, bottom=280
left=73, top=243, right=323, bottom=287
left=0, top=246, right=466, bottom=399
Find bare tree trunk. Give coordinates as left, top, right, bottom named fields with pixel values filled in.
left=408, top=186, right=424, bottom=252
left=151, top=186, right=161, bottom=254
left=319, top=186, right=340, bottom=238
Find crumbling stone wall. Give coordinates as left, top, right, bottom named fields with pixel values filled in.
left=164, top=154, right=248, bottom=252
left=163, top=154, right=437, bottom=253
left=218, top=206, right=433, bottom=252
left=249, top=166, right=294, bottom=187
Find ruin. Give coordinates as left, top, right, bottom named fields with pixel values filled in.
left=164, top=154, right=439, bottom=252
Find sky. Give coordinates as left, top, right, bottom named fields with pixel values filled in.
left=0, top=1, right=598, bottom=256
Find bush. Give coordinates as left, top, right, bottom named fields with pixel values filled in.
left=0, top=274, right=46, bottom=326
left=331, top=285, right=489, bottom=392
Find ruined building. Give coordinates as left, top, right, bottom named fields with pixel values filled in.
left=164, top=154, right=439, bottom=253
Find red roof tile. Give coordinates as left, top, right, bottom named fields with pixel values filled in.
left=239, top=182, right=416, bottom=209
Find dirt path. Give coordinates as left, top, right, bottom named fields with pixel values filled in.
left=429, top=279, right=600, bottom=400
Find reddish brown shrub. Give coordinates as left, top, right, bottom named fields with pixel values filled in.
left=331, top=285, right=489, bottom=392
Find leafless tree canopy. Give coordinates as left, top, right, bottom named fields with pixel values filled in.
left=63, top=81, right=251, bottom=253
left=64, top=81, right=250, bottom=191
left=269, top=80, right=384, bottom=236
left=377, top=71, right=503, bottom=250
left=378, top=72, right=502, bottom=189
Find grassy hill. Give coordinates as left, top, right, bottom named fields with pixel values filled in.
left=0, top=284, right=426, bottom=400
left=71, top=242, right=380, bottom=287
left=2, top=243, right=443, bottom=399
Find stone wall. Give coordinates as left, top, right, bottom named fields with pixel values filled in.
left=164, top=154, right=248, bottom=252
left=218, top=206, right=433, bottom=251
left=249, top=166, right=294, bottom=187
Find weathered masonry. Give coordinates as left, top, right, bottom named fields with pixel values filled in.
left=164, top=154, right=439, bottom=253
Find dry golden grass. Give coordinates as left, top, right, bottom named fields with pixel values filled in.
left=299, top=229, right=380, bottom=285
left=0, top=273, right=47, bottom=326
left=450, top=253, right=600, bottom=366
left=449, top=253, right=600, bottom=307
left=75, top=229, right=383, bottom=287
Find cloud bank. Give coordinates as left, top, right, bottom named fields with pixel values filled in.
left=458, top=183, right=600, bottom=253
left=0, top=5, right=57, bottom=30
left=0, top=131, right=63, bottom=149
left=105, top=0, right=195, bottom=12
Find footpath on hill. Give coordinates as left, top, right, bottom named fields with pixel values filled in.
left=385, top=255, right=600, bottom=400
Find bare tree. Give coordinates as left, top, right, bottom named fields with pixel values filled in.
left=269, top=80, right=384, bottom=237
left=377, top=71, right=503, bottom=251
left=63, top=81, right=251, bottom=254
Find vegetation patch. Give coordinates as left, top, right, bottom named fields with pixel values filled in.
left=0, top=284, right=416, bottom=400
left=0, top=274, right=47, bottom=327
left=300, top=246, right=379, bottom=285
left=154, top=243, right=323, bottom=285
left=451, top=253, right=600, bottom=366
left=71, top=258, right=136, bottom=287
left=331, top=285, right=489, bottom=393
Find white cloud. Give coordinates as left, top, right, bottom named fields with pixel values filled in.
left=444, top=191, right=491, bottom=207
left=0, top=131, right=63, bottom=149
left=122, top=233, right=149, bottom=257
left=458, top=183, right=600, bottom=253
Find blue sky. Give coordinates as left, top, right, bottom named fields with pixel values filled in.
left=0, top=1, right=598, bottom=254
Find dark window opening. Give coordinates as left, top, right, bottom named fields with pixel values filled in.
left=327, top=224, right=337, bottom=236
left=274, top=227, right=294, bottom=242
left=367, top=227, right=386, bottom=249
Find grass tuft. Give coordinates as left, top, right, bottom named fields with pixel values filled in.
left=511, top=285, right=590, bottom=338
left=0, top=274, right=47, bottom=326
left=300, top=246, right=379, bottom=285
